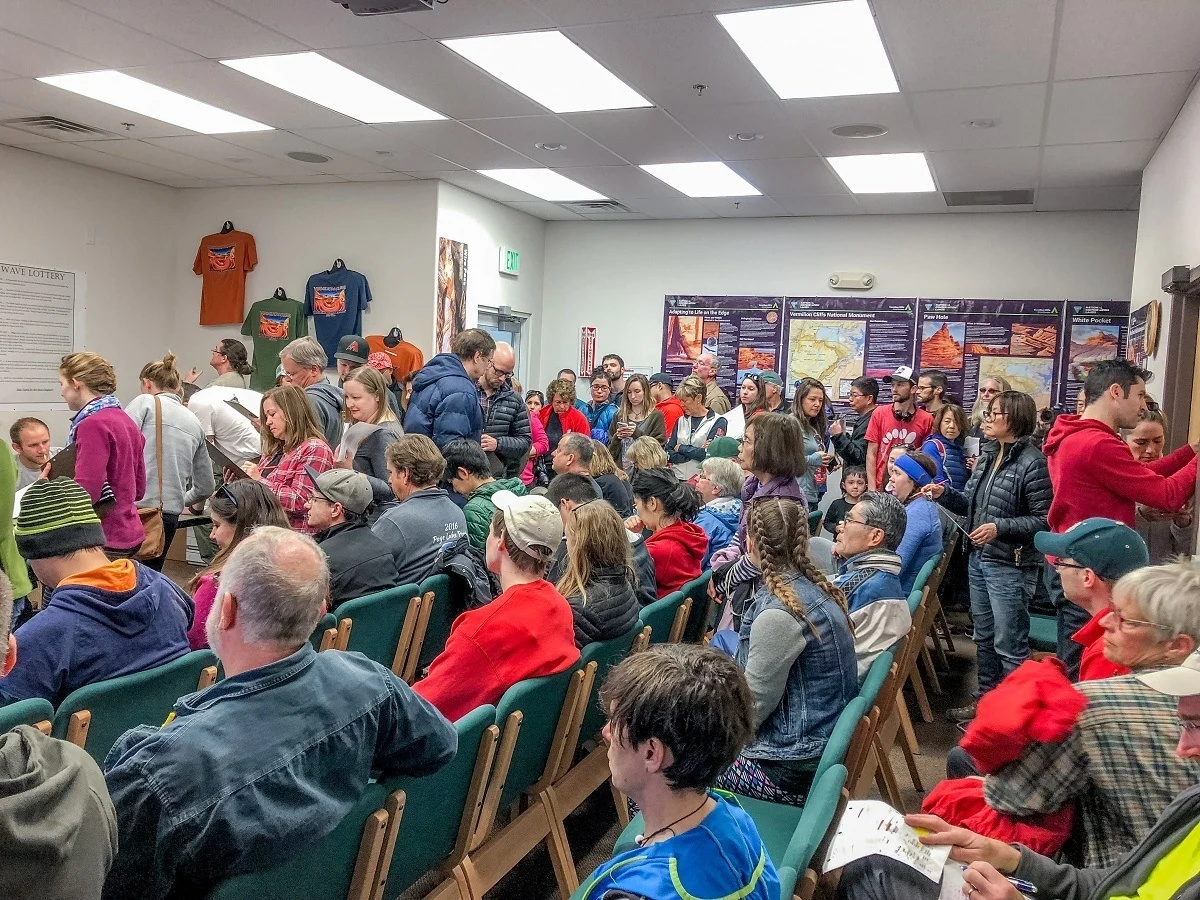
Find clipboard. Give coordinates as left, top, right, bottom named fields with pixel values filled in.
left=47, top=444, right=77, bottom=480
left=205, top=438, right=250, bottom=479
left=224, top=398, right=259, bottom=422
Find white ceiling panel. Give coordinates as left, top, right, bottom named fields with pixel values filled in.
left=435, top=169, right=540, bottom=202
left=623, top=197, right=719, bottom=218
left=212, top=130, right=394, bottom=175
left=28, top=140, right=191, bottom=183
left=667, top=101, right=817, bottom=161
left=1046, top=72, right=1197, bottom=145
left=532, top=0, right=700, bottom=27
left=0, top=78, right=194, bottom=138
left=254, top=174, right=350, bottom=184
left=342, top=172, right=415, bottom=181
left=561, top=108, right=712, bottom=164
left=0, top=125, right=55, bottom=147
left=1039, top=140, right=1157, bottom=188
left=375, top=120, right=535, bottom=168
left=787, top=93, right=922, bottom=157
left=70, top=138, right=257, bottom=179
left=551, top=165, right=686, bottom=200
left=1035, top=185, right=1140, bottom=211
left=857, top=193, right=948, bottom=215
left=1056, top=0, right=1200, bottom=81
left=6, top=1, right=202, bottom=68
left=726, top=157, right=847, bottom=198
left=775, top=195, right=864, bottom=216
left=504, top=199, right=584, bottom=220
left=909, top=83, right=1047, bottom=151
left=291, top=125, right=460, bottom=172
left=464, top=116, right=627, bottom=167
left=698, top=195, right=787, bottom=217
left=873, top=0, right=1056, bottom=92
left=927, top=147, right=1040, bottom=192
left=400, top=0, right=554, bottom=40
left=213, top=0, right=426, bottom=48
left=143, top=135, right=326, bottom=177
left=0, top=29, right=99, bottom=78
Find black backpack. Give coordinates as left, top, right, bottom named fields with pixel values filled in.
left=429, top=535, right=500, bottom=611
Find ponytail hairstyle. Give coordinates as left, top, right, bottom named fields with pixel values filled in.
left=140, top=351, right=183, bottom=395
left=219, top=339, right=254, bottom=377
left=631, top=467, right=702, bottom=522
left=556, top=500, right=636, bottom=606
left=746, top=497, right=850, bottom=638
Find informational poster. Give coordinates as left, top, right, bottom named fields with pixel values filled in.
left=435, top=238, right=467, bottom=353
left=916, top=299, right=1063, bottom=411
left=1128, top=304, right=1149, bottom=369
left=1057, top=300, right=1130, bottom=406
left=0, top=262, right=82, bottom=407
left=783, top=297, right=917, bottom=413
left=661, top=295, right=784, bottom=400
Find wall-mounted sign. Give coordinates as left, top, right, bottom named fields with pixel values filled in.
left=580, top=326, right=596, bottom=375
left=499, top=246, right=520, bottom=276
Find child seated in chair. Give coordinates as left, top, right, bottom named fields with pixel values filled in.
left=578, top=643, right=779, bottom=900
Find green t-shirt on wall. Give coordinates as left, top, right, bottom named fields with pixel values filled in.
left=241, top=296, right=308, bottom=392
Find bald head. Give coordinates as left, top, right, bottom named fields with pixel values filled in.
left=693, top=353, right=718, bottom=382
left=482, top=340, right=516, bottom=392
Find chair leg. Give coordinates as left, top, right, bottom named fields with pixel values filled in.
left=872, top=735, right=905, bottom=812
left=929, top=623, right=951, bottom=672
left=541, top=789, right=580, bottom=899
left=907, top=669, right=934, bottom=724
left=920, top=647, right=943, bottom=695
left=898, top=730, right=924, bottom=794
left=611, top=782, right=631, bottom=828
left=896, top=695, right=920, bottom=757
left=935, top=607, right=956, bottom=653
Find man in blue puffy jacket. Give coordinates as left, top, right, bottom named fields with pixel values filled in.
left=405, top=329, right=494, bottom=449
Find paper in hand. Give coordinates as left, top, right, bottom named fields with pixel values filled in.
left=337, top=422, right=381, bottom=462
left=965, top=436, right=981, bottom=457
left=206, top=439, right=249, bottom=479
left=822, top=800, right=951, bottom=883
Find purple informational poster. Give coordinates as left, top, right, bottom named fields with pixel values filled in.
left=1057, top=300, right=1130, bottom=407
left=661, top=295, right=785, bottom=402
left=783, top=297, right=918, bottom=414
left=1127, top=305, right=1149, bottom=369
left=916, top=299, right=1064, bottom=412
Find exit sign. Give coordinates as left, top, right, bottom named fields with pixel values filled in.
left=499, top=246, right=520, bottom=276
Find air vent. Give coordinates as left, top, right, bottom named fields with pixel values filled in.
left=0, top=115, right=113, bottom=138
left=943, top=189, right=1035, bottom=207
left=560, top=200, right=637, bottom=214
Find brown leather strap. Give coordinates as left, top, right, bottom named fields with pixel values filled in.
left=153, top=393, right=164, bottom=511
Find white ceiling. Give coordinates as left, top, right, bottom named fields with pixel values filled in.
left=1, top=0, right=1198, bottom=220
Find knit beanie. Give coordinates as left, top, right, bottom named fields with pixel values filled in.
left=15, top=478, right=107, bottom=560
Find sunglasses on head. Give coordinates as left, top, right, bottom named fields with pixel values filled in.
left=215, top=483, right=239, bottom=509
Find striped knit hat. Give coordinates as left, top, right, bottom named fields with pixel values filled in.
left=15, top=478, right=107, bottom=560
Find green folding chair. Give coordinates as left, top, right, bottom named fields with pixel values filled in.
left=0, top=697, right=53, bottom=734
left=333, top=583, right=422, bottom=677
left=577, top=625, right=641, bottom=744
left=1029, top=613, right=1057, bottom=653
left=637, top=590, right=689, bottom=645
left=310, top=613, right=337, bottom=652
left=910, top=555, right=940, bottom=596
left=414, top=574, right=456, bottom=672
left=52, top=649, right=218, bottom=765
left=777, top=764, right=848, bottom=899
left=808, top=508, right=824, bottom=537
left=858, top=650, right=894, bottom=711
left=679, top=571, right=715, bottom=643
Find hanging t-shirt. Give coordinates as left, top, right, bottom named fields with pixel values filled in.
left=366, top=334, right=424, bottom=381
left=194, top=230, right=257, bottom=326
left=304, top=267, right=372, bottom=362
left=241, top=295, right=308, bottom=392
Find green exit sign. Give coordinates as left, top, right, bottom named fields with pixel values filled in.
left=499, top=246, right=520, bottom=276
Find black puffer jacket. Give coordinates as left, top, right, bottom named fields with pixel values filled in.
left=938, top=436, right=1052, bottom=567
left=564, top=565, right=640, bottom=648
left=479, top=383, right=532, bottom=478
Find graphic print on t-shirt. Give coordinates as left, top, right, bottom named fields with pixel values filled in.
left=208, top=245, right=236, bottom=271
left=313, top=286, right=347, bottom=315
left=259, top=312, right=291, bottom=339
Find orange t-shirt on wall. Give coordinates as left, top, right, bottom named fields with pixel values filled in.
left=366, top=334, right=424, bottom=382
left=193, top=230, right=257, bottom=326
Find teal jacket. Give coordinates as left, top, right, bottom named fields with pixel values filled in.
left=0, top=452, right=31, bottom=599
left=463, top=478, right=527, bottom=548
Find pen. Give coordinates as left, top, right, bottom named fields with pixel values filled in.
left=959, top=865, right=1037, bottom=895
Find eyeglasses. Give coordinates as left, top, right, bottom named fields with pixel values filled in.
left=1105, top=603, right=1173, bottom=633
left=1146, top=399, right=1161, bottom=412
left=1052, top=560, right=1087, bottom=571
left=212, top=346, right=228, bottom=356
left=1179, top=717, right=1200, bottom=733
left=982, top=409, right=1007, bottom=421
left=490, top=361, right=514, bottom=378
left=842, top=516, right=874, bottom=529
left=215, top=484, right=239, bottom=509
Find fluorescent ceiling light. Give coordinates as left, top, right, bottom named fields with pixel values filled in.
left=640, top=162, right=761, bottom=198
left=37, top=71, right=270, bottom=134
left=221, top=52, right=443, bottom=123
left=443, top=31, right=651, bottom=113
left=477, top=168, right=606, bottom=202
left=827, top=153, right=935, bottom=193
left=717, top=0, right=898, bottom=99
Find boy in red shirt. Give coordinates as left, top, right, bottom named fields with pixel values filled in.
left=415, top=491, right=579, bottom=721
left=865, top=366, right=933, bottom=491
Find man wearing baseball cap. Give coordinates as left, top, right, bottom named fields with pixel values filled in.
left=305, top=467, right=398, bottom=610
left=415, top=491, right=579, bottom=721
left=865, top=366, right=933, bottom=491
left=1034, top=518, right=1150, bottom=682
left=333, top=334, right=369, bottom=383
left=758, top=371, right=789, bottom=414
left=648, top=373, right=684, bottom=437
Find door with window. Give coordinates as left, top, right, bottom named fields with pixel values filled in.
left=477, top=306, right=529, bottom=388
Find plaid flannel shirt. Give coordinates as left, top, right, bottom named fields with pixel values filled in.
left=261, top=439, right=334, bottom=535
left=984, top=672, right=1200, bottom=868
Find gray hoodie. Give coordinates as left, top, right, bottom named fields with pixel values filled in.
left=125, top=392, right=217, bottom=514
left=306, top=380, right=344, bottom=448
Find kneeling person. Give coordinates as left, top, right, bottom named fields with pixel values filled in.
left=306, top=467, right=399, bottom=609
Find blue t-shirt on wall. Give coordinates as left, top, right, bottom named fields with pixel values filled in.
left=304, top=267, right=372, bottom=361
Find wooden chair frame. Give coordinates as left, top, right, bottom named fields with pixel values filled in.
left=334, top=592, right=427, bottom=683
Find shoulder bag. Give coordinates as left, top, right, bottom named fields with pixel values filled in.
left=135, top=394, right=167, bottom=560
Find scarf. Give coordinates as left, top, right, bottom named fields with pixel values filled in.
left=834, top=550, right=902, bottom=596
left=68, top=394, right=123, bottom=506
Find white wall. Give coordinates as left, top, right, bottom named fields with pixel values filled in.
left=1131, top=78, right=1200, bottom=386
left=539, top=212, right=1139, bottom=387
left=0, top=145, right=178, bottom=439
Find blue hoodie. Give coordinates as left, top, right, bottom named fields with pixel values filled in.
left=405, top=353, right=484, bottom=449
left=695, top=496, right=742, bottom=568
left=0, top=561, right=192, bottom=707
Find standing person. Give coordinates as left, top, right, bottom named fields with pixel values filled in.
left=305, top=468, right=398, bottom=610
left=823, top=466, right=868, bottom=537
left=584, top=371, right=618, bottom=444
left=332, top=334, right=368, bottom=384
left=442, top=438, right=527, bottom=548
left=887, top=451, right=944, bottom=592
left=186, top=338, right=253, bottom=390
left=601, top=353, right=628, bottom=404
left=1123, top=403, right=1195, bottom=564
left=126, top=353, right=216, bottom=571
left=1042, top=359, right=1197, bottom=675
left=364, top=352, right=403, bottom=420
left=59, top=352, right=146, bottom=558
left=693, top=353, right=731, bottom=414
left=665, top=376, right=728, bottom=482
left=931, top=391, right=1051, bottom=721
left=648, top=373, right=685, bottom=437
left=759, top=371, right=789, bottom=414
left=522, top=390, right=549, bottom=488
left=916, top=370, right=948, bottom=419
left=244, top=385, right=334, bottom=535
left=337, top=366, right=404, bottom=514
left=968, top=375, right=1011, bottom=440
left=722, top=374, right=767, bottom=442
left=477, top=341, right=532, bottom=480
left=9, top=417, right=52, bottom=491
left=922, top=402, right=970, bottom=491
left=629, top=468, right=708, bottom=598
left=0, top=447, right=32, bottom=628
left=279, top=337, right=344, bottom=449
left=608, top=374, right=666, bottom=468
left=406, top=328, right=494, bottom=448
left=185, top=386, right=262, bottom=465
left=590, top=440, right=633, bottom=518
left=540, top=379, right=592, bottom=478
left=557, top=498, right=640, bottom=647
left=793, top=378, right=836, bottom=511
left=865, top=366, right=934, bottom=491
left=830, top=377, right=878, bottom=468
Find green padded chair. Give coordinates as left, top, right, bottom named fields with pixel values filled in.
left=310, top=613, right=337, bottom=652
left=52, top=649, right=218, bottom=765
left=776, top=764, right=849, bottom=892
left=907, top=588, right=923, bottom=616
left=1029, top=613, right=1057, bottom=653
left=808, top=508, right=824, bottom=537
left=415, top=574, right=456, bottom=672
left=911, top=554, right=940, bottom=595
left=858, top=650, right=894, bottom=712
left=776, top=866, right=800, bottom=900
left=679, top=571, right=715, bottom=643
left=493, top=665, right=581, bottom=810
left=333, top=583, right=421, bottom=672
left=0, top=697, right=53, bottom=734
left=638, top=591, right=687, bottom=645
left=578, top=625, right=640, bottom=743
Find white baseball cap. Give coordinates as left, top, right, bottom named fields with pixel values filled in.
left=1136, top=651, right=1200, bottom=697
left=492, top=490, right=563, bottom=560
left=882, top=365, right=915, bottom=384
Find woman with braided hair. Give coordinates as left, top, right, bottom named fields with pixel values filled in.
left=715, top=497, right=857, bottom=806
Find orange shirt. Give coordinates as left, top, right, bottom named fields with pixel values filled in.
left=366, top=334, right=424, bottom=381
left=194, top=230, right=257, bottom=326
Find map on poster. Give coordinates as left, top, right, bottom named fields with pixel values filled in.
left=786, top=319, right=865, bottom=394
left=979, top=356, right=1055, bottom=410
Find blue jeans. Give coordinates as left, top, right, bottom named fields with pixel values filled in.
left=1042, top=562, right=1090, bottom=680
left=967, top=552, right=1037, bottom=696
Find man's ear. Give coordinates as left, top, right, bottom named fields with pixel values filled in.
left=457, top=467, right=470, bottom=482
left=332, top=501, right=345, bottom=520
left=1, top=633, right=17, bottom=678
left=220, top=592, right=238, bottom=631
left=643, top=737, right=673, bottom=776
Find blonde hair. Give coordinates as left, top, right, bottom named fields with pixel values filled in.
left=556, top=500, right=636, bottom=605
left=260, top=385, right=325, bottom=456
left=626, top=435, right=668, bottom=471
left=344, top=365, right=398, bottom=425
left=677, top=375, right=706, bottom=404
left=60, top=351, right=117, bottom=396
left=140, top=351, right=182, bottom=395
left=589, top=440, right=627, bottom=481
left=970, top=375, right=1011, bottom=428
left=618, top=373, right=653, bottom=422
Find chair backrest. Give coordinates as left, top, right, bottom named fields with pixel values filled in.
left=415, top=574, right=456, bottom=671
left=0, top=698, right=54, bottom=734
left=858, top=650, right=894, bottom=712
left=578, top=625, right=640, bottom=743
left=334, top=583, right=421, bottom=673
left=491, top=665, right=581, bottom=811
left=52, top=649, right=218, bottom=764
left=679, top=571, right=714, bottom=643
left=638, top=591, right=687, bottom=645
left=808, top=508, right=824, bottom=536
left=380, top=705, right=498, bottom=898
left=815, top=697, right=867, bottom=781
left=911, top=554, right=940, bottom=595
left=778, top=764, right=848, bottom=875
left=310, top=613, right=337, bottom=652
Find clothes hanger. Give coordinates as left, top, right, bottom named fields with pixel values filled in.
left=220, top=220, right=235, bottom=234
left=328, top=258, right=346, bottom=273
left=273, top=287, right=288, bottom=300
left=385, top=326, right=403, bottom=347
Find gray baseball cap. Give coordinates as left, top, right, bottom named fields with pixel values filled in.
left=493, top=490, right=563, bottom=560
left=305, top=466, right=373, bottom=516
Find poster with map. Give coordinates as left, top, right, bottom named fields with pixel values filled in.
left=916, top=299, right=1064, bottom=411
left=661, top=295, right=784, bottom=402
left=784, top=297, right=918, bottom=413
left=1057, top=300, right=1130, bottom=406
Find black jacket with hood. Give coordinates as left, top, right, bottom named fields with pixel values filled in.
left=479, top=382, right=533, bottom=478
left=315, top=519, right=400, bottom=610
left=564, top=564, right=640, bottom=648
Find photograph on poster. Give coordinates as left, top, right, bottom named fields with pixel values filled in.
left=665, top=314, right=703, bottom=362
left=436, top=238, right=467, bottom=353
left=1068, top=324, right=1121, bottom=380
left=920, top=321, right=965, bottom=369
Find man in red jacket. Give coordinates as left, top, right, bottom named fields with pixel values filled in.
left=649, top=373, right=684, bottom=437
left=1041, top=359, right=1198, bottom=677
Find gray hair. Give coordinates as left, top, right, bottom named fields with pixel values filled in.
left=702, top=457, right=745, bottom=498
left=220, top=526, right=330, bottom=647
left=1114, top=560, right=1200, bottom=646
left=856, top=491, right=907, bottom=552
left=561, top=432, right=593, bottom=464
left=280, top=336, right=327, bottom=370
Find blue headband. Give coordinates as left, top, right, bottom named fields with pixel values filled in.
left=893, top=454, right=932, bottom=487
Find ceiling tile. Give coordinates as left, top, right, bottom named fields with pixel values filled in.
left=775, top=195, right=864, bottom=216
left=873, top=0, right=1056, bottom=91
left=1056, top=0, right=1200, bottom=80
left=568, top=14, right=775, bottom=108
left=694, top=0, right=808, bottom=9
left=698, top=195, right=787, bottom=217
left=0, top=124, right=56, bottom=147
left=1046, top=72, right=1196, bottom=144
left=210, top=175, right=271, bottom=186
left=6, top=1, right=202, bottom=67
left=291, top=125, right=460, bottom=172
left=1035, top=185, right=1140, bottom=211
left=343, top=172, right=416, bottom=181
left=909, top=83, right=1047, bottom=150
left=551, top=164, right=684, bottom=199
left=143, top=135, right=323, bottom=176
left=255, top=174, right=350, bottom=184
left=725, top=157, right=847, bottom=197
left=326, top=41, right=544, bottom=120
left=1039, top=140, right=1157, bottom=187
left=561, top=108, right=712, bottom=164
left=787, top=93, right=922, bottom=157
left=213, top=130, right=394, bottom=175
left=70, top=138, right=256, bottom=178
left=464, top=116, right=627, bottom=167
left=532, top=0, right=700, bottom=26
left=503, top=199, right=585, bottom=220
left=667, top=101, right=816, bottom=161
left=401, top=0, right=554, bottom=40
left=375, top=120, right=535, bottom=168
left=435, top=169, right=538, bottom=202
left=857, top=193, right=948, bottom=215
left=622, top=197, right=718, bottom=218
left=927, top=147, right=1040, bottom=192
left=26, top=140, right=190, bottom=183
left=212, top=0, right=427, bottom=48
left=0, top=29, right=99, bottom=77
left=0, top=78, right=194, bottom=138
